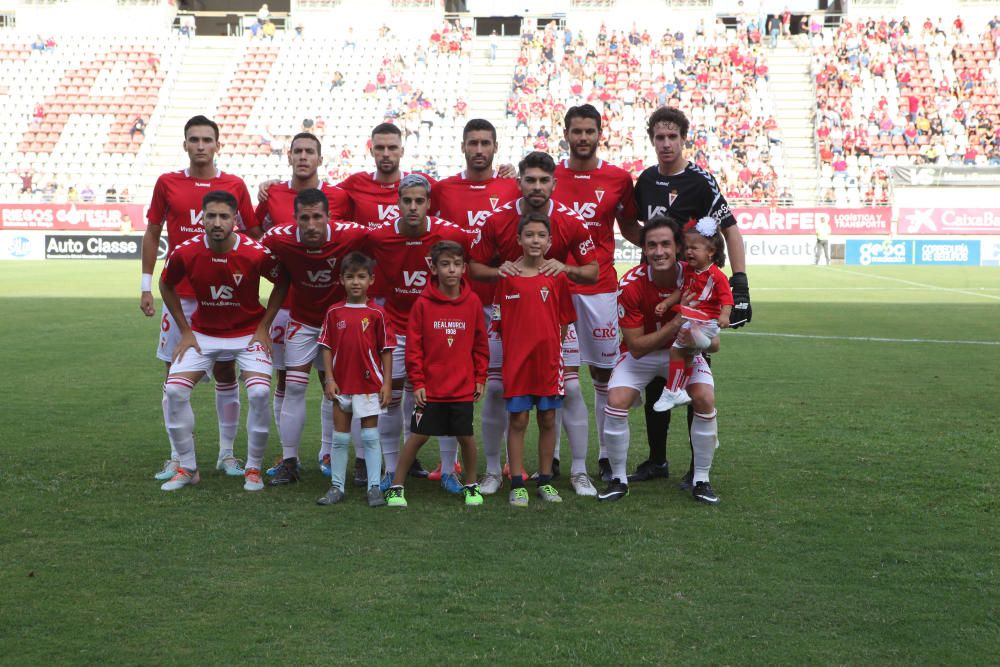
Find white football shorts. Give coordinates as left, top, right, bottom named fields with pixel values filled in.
left=334, top=392, right=382, bottom=419
left=157, top=299, right=236, bottom=364
left=269, top=307, right=290, bottom=370
left=572, top=292, right=620, bottom=368
left=608, top=349, right=714, bottom=395
left=284, top=319, right=324, bottom=370
left=169, top=332, right=273, bottom=376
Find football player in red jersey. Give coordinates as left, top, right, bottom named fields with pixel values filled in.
left=431, top=118, right=520, bottom=480
left=469, top=151, right=598, bottom=495
left=598, top=216, right=722, bottom=505
left=140, top=115, right=260, bottom=482
left=551, top=104, right=637, bottom=493
left=360, top=174, right=475, bottom=493
left=261, top=188, right=367, bottom=486
left=255, top=133, right=354, bottom=480
left=159, top=190, right=289, bottom=492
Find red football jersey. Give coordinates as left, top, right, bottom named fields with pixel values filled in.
left=616, top=263, right=686, bottom=352
left=434, top=170, right=521, bottom=306
left=360, top=217, right=475, bottom=333
left=336, top=170, right=437, bottom=230
left=255, top=180, right=353, bottom=231
left=161, top=233, right=282, bottom=338
left=147, top=169, right=258, bottom=299
left=683, top=263, right=735, bottom=319
left=261, top=221, right=368, bottom=327
left=317, top=301, right=395, bottom=394
left=470, top=198, right=597, bottom=270
left=493, top=272, right=576, bottom=398
left=552, top=159, right=636, bottom=294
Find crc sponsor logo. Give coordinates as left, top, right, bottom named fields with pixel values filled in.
left=591, top=322, right=618, bottom=339
left=44, top=234, right=142, bottom=259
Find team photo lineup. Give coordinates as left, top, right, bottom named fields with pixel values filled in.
left=141, top=104, right=754, bottom=508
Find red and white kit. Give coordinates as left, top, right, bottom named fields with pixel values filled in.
left=161, top=233, right=282, bottom=375
left=493, top=273, right=576, bottom=399
left=361, top=218, right=475, bottom=379
left=674, top=262, right=735, bottom=347
left=261, top=221, right=368, bottom=368
left=148, top=169, right=258, bottom=360
left=406, top=279, right=489, bottom=403
left=610, top=263, right=714, bottom=393
left=552, top=159, right=636, bottom=368
left=337, top=171, right=437, bottom=230
left=317, top=301, right=395, bottom=418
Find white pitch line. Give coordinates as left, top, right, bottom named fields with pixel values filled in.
left=832, top=267, right=1000, bottom=302
left=753, top=286, right=1000, bottom=291
left=732, top=331, right=1000, bottom=346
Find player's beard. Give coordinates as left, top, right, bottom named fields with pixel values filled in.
left=571, top=143, right=596, bottom=160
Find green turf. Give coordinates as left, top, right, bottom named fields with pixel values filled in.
left=1, top=261, right=998, bottom=665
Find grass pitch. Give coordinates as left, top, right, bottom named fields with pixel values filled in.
left=1, top=261, right=998, bottom=665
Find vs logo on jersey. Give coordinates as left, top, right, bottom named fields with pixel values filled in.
left=210, top=285, right=234, bottom=300
left=572, top=202, right=598, bottom=220
left=306, top=269, right=332, bottom=284
left=403, top=271, right=428, bottom=287
left=467, top=210, right=492, bottom=227
left=377, top=204, right=400, bottom=221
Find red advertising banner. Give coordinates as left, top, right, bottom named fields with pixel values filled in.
left=896, top=208, right=1000, bottom=235
left=735, top=207, right=891, bottom=235
left=0, top=203, right=146, bottom=231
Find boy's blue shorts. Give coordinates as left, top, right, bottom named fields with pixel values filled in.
left=505, top=395, right=563, bottom=413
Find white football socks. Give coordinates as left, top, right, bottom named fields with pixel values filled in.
left=691, top=409, right=718, bottom=484
left=481, top=372, right=507, bottom=475
left=561, top=372, right=589, bottom=475
left=319, top=395, right=333, bottom=462
left=244, top=377, right=272, bottom=470
left=215, top=381, right=240, bottom=454
left=278, top=370, right=309, bottom=460
left=164, top=376, right=197, bottom=470
left=379, top=389, right=404, bottom=475
left=593, top=380, right=609, bottom=460
left=603, top=405, right=630, bottom=483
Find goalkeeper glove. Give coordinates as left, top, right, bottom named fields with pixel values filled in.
left=729, top=272, right=752, bottom=328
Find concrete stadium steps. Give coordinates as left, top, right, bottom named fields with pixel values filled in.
left=466, top=35, right=519, bottom=125
left=768, top=39, right=819, bottom=206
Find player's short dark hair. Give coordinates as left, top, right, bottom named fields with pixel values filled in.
left=640, top=215, right=683, bottom=250
left=646, top=107, right=690, bottom=139
left=202, top=189, right=237, bottom=213
left=341, top=251, right=374, bottom=276
left=294, top=187, right=329, bottom=215
left=290, top=132, right=322, bottom=155
left=430, top=240, right=465, bottom=265
left=184, top=115, right=219, bottom=141
left=685, top=225, right=727, bottom=268
left=371, top=122, right=402, bottom=139
left=518, top=151, right=556, bottom=175
left=463, top=118, right=497, bottom=142
left=518, top=211, right=551, bottom=235
left=564, top=104, right=602, bottom=131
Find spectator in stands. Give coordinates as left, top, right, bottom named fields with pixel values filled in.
left=31, top=35, right=45, bottom=51
left=18, top=169, right=33, bottom=195
left=130, top=117, right=146, bottom=141
left=179, top=14, right=195, bottom=38
left=489, top=30, right=498, bottom=62
left=105, top=186, right=118, bottom=203
left=256, top=3, right=269, bottom=27
left=294, top=22, right=304, bottom=39
left=81, top=185, right=95, bottom=202
left=32, top=104, right=44, bottom=124
left=344, top=27, right=356, bottom=50
left=781, top=8, right=791, bottom=36
left=262, top=20, right=276, bottom=40
left=769, top=16, right=780, bottom=48
left=67, top=186, right=79, bottom=203
left=147, top=54, right=159, bottom=74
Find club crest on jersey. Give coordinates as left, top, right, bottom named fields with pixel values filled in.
left=414, top=409, right=423, bottom=426
left=489, top=196, right=500, bottom=209
left=669, top=190, right=678, bottom=207
left=233, top=272, right=244, bottom=286
left=540, top=287, right=550, bottom=302
left=595, top=188, right=605, bottom=203
left=447, top=336, right=454, bottom=348
left=424, top=256, right=433, bottom=269
left=361, top=317, right=370, bottom=332
left=326, top=258, right=337, bottom=269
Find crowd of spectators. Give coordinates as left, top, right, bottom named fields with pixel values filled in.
left=812, top=15, right=1000, bottom=204
left=503, top=20, right=787, bottom=205
left=9, top=167, right=133, bottom=204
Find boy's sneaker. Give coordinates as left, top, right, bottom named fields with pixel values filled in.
left=316, top=486, right=345, bottom=505
left=385, top=486, right=407, bottom=508
left=215, top=453, right=244, bottom=477
left=269, top=458, right=302, bottom=486
left=536, top=484, right=562, bottom=503
left=627, top=459, right=669, bottom=483
left=352, top=458, right=367, bottom=487
left=440, top=472, right=464, bottom=495
left=367, top=486, right=386, bottom=507
left=570, top=472, right=598, bottom=497
left=265, top=455, right=284, bottom=477
left=597, top=457, right=612, bottom=482
left=379, top=472, right=394, bottom=493
left=319, top=454, right=331, bottom=477
left=509, top=487, right=529, bottom=507
left=154, top=459, right=180, bottom=481
left=692, top=481, right=720, bottom=505
left=652, top=388, right=691, bottom=413
left=597, top=479, right=629, bottom=502
left=478, top=472, right=503, bottom=495
left=463, top=484, right=484, bottom=506
left=160, top=467, right=200, bottom=491
left=408, top=458, right=429, bottom=479
left=243, top=467, right=264, bottom=492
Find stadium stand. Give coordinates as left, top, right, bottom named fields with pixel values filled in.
left=811, top=16, right=1000, bottom=205
left=498, top=21, right=789, bottom=206
left=0, top=33, right=185, bottom=202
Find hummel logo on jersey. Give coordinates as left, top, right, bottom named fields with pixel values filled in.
left=595, top=188, right=605, bottom=203
left=655, top=180, right=671, bottom=187
left=233, top=272, right=243, bottom=286
left=403, top=271, right=428, bottom=287
left=306, top=269, right=332, bottom=283
left=573, top=174, right=591, bottom=179
left=361, top=317, right=370, bottom=332
left=378, top=204, right=399, bottom=221
left=194, top=182, right=211, bottom=188
left=540, top=287, right=550, bottom=303
left=572, top=202, right=597, bottom=220
left=211, top=257, right=227, bottom=263
left=210, top=285, right=234, bottom=300
left=505, top=293, right=520, bottom=300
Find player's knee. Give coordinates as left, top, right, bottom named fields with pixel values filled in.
left=536, top=410, right=557, bottom=430
left=245, top=377, right=271, bottom=404
left=508, top=412, right=529, bottom=432
left=333, top=431, right=351, bottom=449
left=164, top=378, right=193, bottom=403
left=694, top=409, right=718, bottom=421
left=603, top=406, right=629, bottom=434
left=283, top=370, right=309, bottom=397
